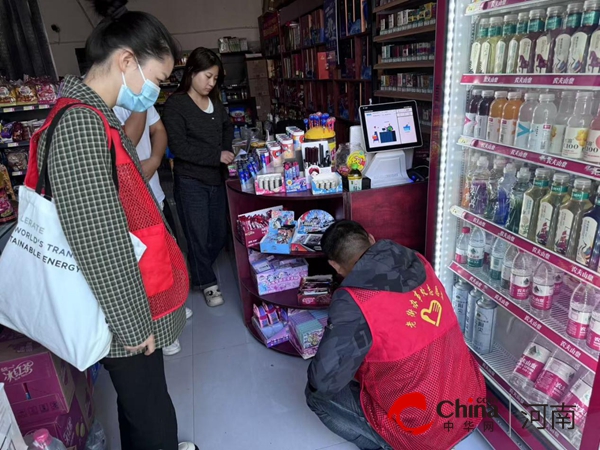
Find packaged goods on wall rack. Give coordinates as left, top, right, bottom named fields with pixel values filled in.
left=379, top=2, right=436, bottom=34
left=379, top=73, right=434, bottom=93
left=381, top=41, right=435, bottom=63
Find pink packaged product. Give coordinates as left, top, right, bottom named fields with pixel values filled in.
left=0, top=338, right=75, bottom=426
left=249, top=250, right=308, bottom=295
left=251, top=302, right=290, bottom=348
left=237, top=205, right=284, bottom=248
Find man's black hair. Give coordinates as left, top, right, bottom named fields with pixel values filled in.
left=322, top=220, right=372, bottom=264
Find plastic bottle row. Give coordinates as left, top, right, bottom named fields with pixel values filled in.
left=463, top=89, right=600, bottom=161
left=461, top=153, right=600, bottom=270
left=452, top=280, right=593, bottom=447
left=455, top=227, right=600, bottom=352
left=470, top=1, right=600, bottom=75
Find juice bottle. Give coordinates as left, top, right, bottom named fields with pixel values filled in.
left=588, top=11, right=600, bottom=72
left=500, top=92, right=523, bottom=146
left=507, top=12, right=532, bottom=74
left=569, top=0, right=600, bottom=73
left=536, top=173, right=571, bottom=248
left=534, top=6, right=565, bottom=73
left=554, top=3, right=584, bottom=73
left=519, top=168, right=551, bottom=240
left=348, top=164, right=363, bottom=191
left=562, top=91, right=594, bottom=160
left=494, top=14, right=518, bottom=74
left=550, top=91, right=576, bottom=155
left=461, top=151, right=481, bottom=208
left=529, top=93, right=558, bottom=152
left=554, top=178, right=594, bottom=258
left=515, top=93, right=539, bottom=148
left=576, top=185, right=600, bottom=267
left=517, top=9, right=547, bottom=74
left=469, top=156, right=490, bottom=215
left=493, top=163, right=517, bottom=225
left=471, top=18, right=490, bottom=74
left=481, top=16, right=505, bottom=74
left=474, top=90, right=495, bottom=139
left=506, top=167, right=532, bottom=233
left=487, top=91, right=508, bottom=142
left=463, top=89, right=482, bottom=136
left=584, top=107, right=600, bottom=162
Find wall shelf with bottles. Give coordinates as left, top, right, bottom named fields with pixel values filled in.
left=465, top=0, right=556, bottom=16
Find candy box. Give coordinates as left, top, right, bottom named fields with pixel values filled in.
left=0, top=338, right=76, bottom=426
left=291, top=210, right=335, bottom=253
left=237, top=205, right=284, bottom=248
left=311, top=172, right=343, bottom=195
left=259, top=211, right=296, bottom=254
left=255, top=172, right=286, bottom=195
left=249, top=251, right=308, bottom=295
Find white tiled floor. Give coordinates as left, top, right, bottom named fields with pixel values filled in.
left=94, top=251, right=493, bottom=450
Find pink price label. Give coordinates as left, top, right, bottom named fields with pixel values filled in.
left=534, top=370, right=571, bottom=402
left=514, top=355, right=545, bottom=381
left=586, top=329, right=600, bottom=351
left=510, top=279, right=530, bottom=300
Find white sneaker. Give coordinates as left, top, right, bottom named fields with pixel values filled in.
left=163, top=339, right=181, bottom=356
left=178, top=443, right=198, bottom=450
left=185, top=307, right=193, bottom=320
left=203, top=285, right=224, bottom=307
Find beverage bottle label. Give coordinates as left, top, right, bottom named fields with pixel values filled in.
left=510, top=271, right=531, bottom=300
left=471, top=42, right=482, bottom=73
left=518, top=194, right=535, bottom=236
left=506, top=39, right=520, bottom=73
left=562, top=127, right=588, bottom=159
left=517, top=38, right=533, bottom=73
left=534, top=35, right=551, bottom=73
left=514, top=343, right=551, bottom=381
left=576, top=216, right=598, bottom=266
left=569, top=31, right=589, bottom=73
left=467, top=246, right=484, bottom=268
left=533, top=358, right=576, bottom=401
left=487, top=117, right=501, bottom=142
left=567, top=307, right=592, bottom=339
left=464, top=112, right=476, bottom=136
left=584, top=129, right=600, bottom=163
left=515, top=121, right=531, bottom=147
left=535, top=202, right=553, bottom=245
left=480, top=43, right=491, bottom=73
left=587, top=30, right=600, bottom=73
left=550, top=124, right=567, bottom=154
left=561, top=379, right=592, bottom=427
left=531, top=283, right=554, bottom=310
left=531, top=123, right=553, bottom=152
left=554, top=271, right=564, bottom=293
left=555, top=209, right=574, bottom=254
left=500, top=118, right=517, bottom=145
left=475, top=115, right=489, bottom=139
left=586, top=314, right=600, bottom=350
left=494, top=41, right=508, bottom=73
left=489, top=255, right=503, bottom=281
left=553, top=34, right=572, bottom=73
left=501, top=263, right=512, bottom=285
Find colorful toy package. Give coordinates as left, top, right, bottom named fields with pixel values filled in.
left=237, top=205, right=284, bottom=247
left=291, top=210, right=335, bottom=253
left=249, top=250, right=308, bottom=295
left=288, top=310, right=329, bottom=359
left=260, top=210, right=296, bottom=254
left=298, top=275, right=333, bottom=306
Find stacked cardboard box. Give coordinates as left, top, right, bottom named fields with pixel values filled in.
left=0, top=333, right=94, bottom=449
left=247, top=59, right=272, bottom=121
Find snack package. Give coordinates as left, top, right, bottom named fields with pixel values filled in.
left=6, top=150, right=28, bottom=172
left=0, top=78, right=16, bottom=107
left=11, top=122, right=25, bottom=141
left=1, top=122, right=14, bottom=143
left=0, top=164, right=16, bottom=222
left=14, top=81, right=38, bottom=106
left=35, top=78, right=58, bottom=105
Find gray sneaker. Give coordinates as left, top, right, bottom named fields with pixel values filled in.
left=163, top=339, right=181, bottom=356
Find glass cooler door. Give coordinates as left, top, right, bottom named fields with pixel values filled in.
left=434, top=0, right=600, bottom=448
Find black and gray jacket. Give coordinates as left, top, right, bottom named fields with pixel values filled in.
left=307, top=240, right=427, bottom=398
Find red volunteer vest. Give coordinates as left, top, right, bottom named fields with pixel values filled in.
left=345, top=254, right=486, bottom=450
left=25, top=98, right=189, bottom=320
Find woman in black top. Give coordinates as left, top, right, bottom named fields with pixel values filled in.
left=163, top=48, right=234, bottom=307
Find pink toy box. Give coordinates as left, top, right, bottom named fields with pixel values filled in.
left=237, top=205, right=284, bottom=248
left=249, top=250, right=308, bottom=295
left=0, top=337, right=75, bottom=426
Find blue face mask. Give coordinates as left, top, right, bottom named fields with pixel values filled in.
left=115, top=64, right=160, bottom=112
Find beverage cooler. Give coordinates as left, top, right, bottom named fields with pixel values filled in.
left=430, top=0, right=600, bottom=449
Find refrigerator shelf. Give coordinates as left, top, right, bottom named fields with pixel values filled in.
left=449, top=262, right=599, bottom=372
left=466, top=0, right=559, bottom=16
left=457, top=136, right=600, bottom=181
left=468, top=342, right=578, bottom=450
left=450, top=205, right=600, bottom=290
left=460, top=74, right=600, bottom=90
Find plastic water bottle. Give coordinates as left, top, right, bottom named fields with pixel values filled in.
left=560, top=372, right=594, bottom=448
left=484, top=234, right=495, bottom=272
left=501, top=244, right=519, bottom=291
left=530, top=351, right=579, bottom=405
left=493, top=163, right=517, bottom=225
left=567, top=281, right=599, bottom=343
left=529, top=93, right=558, bottom=152
left=510, top=250, right=533, bottom=302
left=510, top=336, right=553, bottom=396
left=530, top=262, right=555, bottom=320
left=515, top=93, right=540, bottom=148
left=469, top=156, right=491, bottom=215
left=468, top=227, right=486, bottom=273
left=489, top=238, right=508, bottom=287
left=455, top=227, right=471, bottom=265
left=29, top=429, right=68, bottom=450
left=586, top=300, right=600, bottom=355
left=506, top=167, right=532, bottom=232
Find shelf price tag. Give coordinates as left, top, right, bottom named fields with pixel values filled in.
left=2, top=108, right=15, bottom=113
left=23, top=106, right=34, bottom=111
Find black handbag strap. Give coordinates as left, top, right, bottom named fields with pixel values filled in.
left=36, top=103, right=119, bottom=198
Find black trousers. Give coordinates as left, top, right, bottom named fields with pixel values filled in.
left=102, top=350, right=178, bottom=450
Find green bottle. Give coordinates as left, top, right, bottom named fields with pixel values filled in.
left=519, top=168, right=551, bottom=240
left=471, top=18, right=490, bottom=74
left=481, top=17, right=504, bottom=73
left=494, top=14, right=519, bottom=74
left=535, top=173, right=571, bottom=247
left=554, top=178, right=594, bottom=258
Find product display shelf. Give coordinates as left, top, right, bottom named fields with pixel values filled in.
left=465, top=0, right=557, bottom=16
left=467, top=342, right=577, bottom=450
left=227, top=178, right=344, bottom=200
left=457, top=137, right=600, bottom=182
left=0, top=104, right=51, bottom=114
left=374, top=60, right=435, bottom=70
left=374, top=0, right=412, bottom=14
left=374, top=22, right=436, bottom=42
left=449, top=262, right=598, bottom=372
left=0, top=141, right=28, bottom=150
left=234, top=233, right=325, bottom=258
left=460, top=74, right=600, bottom=90
left=373, top=90, right=433, bottom=101
left=450, top=205, right=600, bottom=292
left=240, top=276, right=328, bottom=311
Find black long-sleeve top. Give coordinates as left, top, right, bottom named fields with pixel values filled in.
left=162, top=93, right=234, bottom=186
